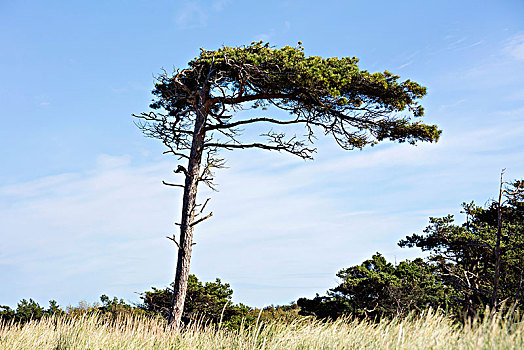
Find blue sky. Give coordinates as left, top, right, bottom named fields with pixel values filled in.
left=1, top=0, right=523, bottom=309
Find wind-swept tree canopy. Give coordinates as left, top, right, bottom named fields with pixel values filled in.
left=134, top=41, right=441, bottom=327
left=137, top=41, right=440, bottom=165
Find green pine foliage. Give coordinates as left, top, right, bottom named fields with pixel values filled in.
left=399, top=180, right=524, bottom=317
left=147, top=41, right=441, bottom=153
left=140, top=274, right=253, bottom=329
left=297, top=254, right=451, bottom=320
left=299, top=180, right=523, bottom=321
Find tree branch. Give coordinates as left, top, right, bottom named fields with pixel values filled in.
left=204, top=116, right=325, bottom=131
left=190, top=212, right=213, bottom=226
left=162, top=181, right=185, bottom=188
left=211, top=92, right=295, bottom=105
left=166, top=235, right=181, bottom=249
left=205, top=141, right=315, bottom=159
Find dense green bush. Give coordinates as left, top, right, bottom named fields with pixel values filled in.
left=298, top=254, right=452, bottom=320
left=140, top=274, right=254, bottom=328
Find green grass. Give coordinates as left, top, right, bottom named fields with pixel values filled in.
left=1, top=309, right=523, bottom=349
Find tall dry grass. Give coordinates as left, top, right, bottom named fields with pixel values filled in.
left=0, top=309, right=522, bottom=349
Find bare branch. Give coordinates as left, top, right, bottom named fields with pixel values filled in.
left=163, top=149, right=190, bottom=159
left=166, top=235, right=181, bottom=249
left=197, top=148, right=227, bottom=190
left=190, top=212, right=213, bottom=226
left=195, top=198, right=211, bottom=217
left=162, top=181, right=185, bottom=188
left=211, top=92, right=294, bottom=105
left=205, top=131, right=316, bottom=160
left=204, top=116, right=321, bottom=131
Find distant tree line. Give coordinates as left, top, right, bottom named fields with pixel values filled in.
left=2, top=180, right=522, bottom=326
left=0, top=275, right=299, bottom=329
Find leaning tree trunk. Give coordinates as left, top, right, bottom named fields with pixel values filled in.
left=168, top=106, right=207, bottom=327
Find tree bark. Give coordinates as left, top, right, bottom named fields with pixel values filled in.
left=168, top=106, right=207, bottom=327
left=491, top=170, right=504, bottom=310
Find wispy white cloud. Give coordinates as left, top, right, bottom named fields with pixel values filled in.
left=0, top=112, right=524, bottom=305
left=449, top=36, right=467, bottom=46
left=254, top=21, right=292, bottom=43
left=111, top=82, right=150, bottom=94
left=1, top=101, right=523, bottom=307
left=438, top=99, right=467, bottom=112
left=254, top=30, right=276, bottom=43
left=96, top=154, right=131, bottom=168
left=175, top=0, right=231, bottom=29
left=0, top=173, right=77, bottom=198
left=397, top=60, right=413, bottom=70
left=175, top=1, right=208, bottom=29
left=443, top=36, right=467, bottom=51
left=449, top=39, right=484, bottom=52
left=426, top=35, right=484, bottom=59
left=434, top=32, right=524, bottom=90
left=212, top=0, right=230, bottom=11
left=0, top=158, right=177, bottom=306
left=460, top=40, right=484, bottom=50
left=505, top=33, right=524, bottom=61
left=391, top=50, right=420, bottom=71
left=35, top=94, right=51, bottom=107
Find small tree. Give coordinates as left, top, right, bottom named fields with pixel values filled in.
left=134, top=41, right=441, bottom=326
left=140, top=274, right=251, bottom=327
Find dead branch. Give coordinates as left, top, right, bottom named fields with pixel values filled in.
left=195, top=198, right=211, bottom=217
left=162, top=181, right=185, bottom=188
left=166, top=235, right=181, bottom=249
left=190, top=212, right=213, bottom=227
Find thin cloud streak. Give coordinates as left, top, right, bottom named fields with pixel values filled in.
left=505, top=33, right=524, bottom=61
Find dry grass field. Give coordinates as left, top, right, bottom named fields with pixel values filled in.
left=1, top=309, right=523, bottom=349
